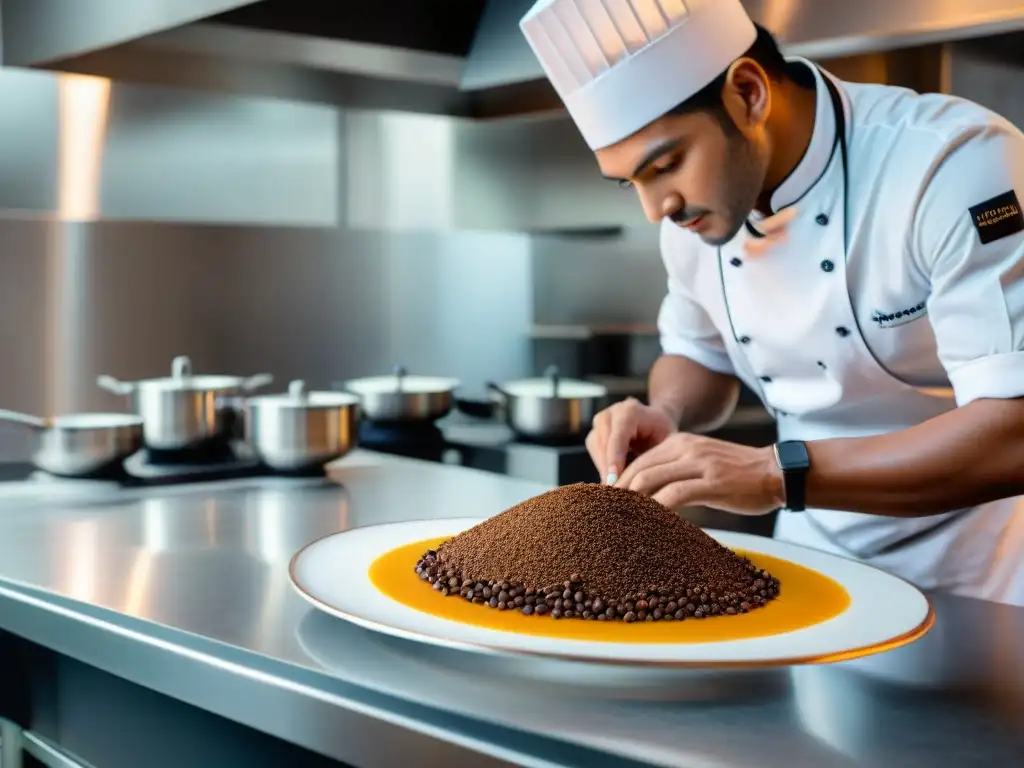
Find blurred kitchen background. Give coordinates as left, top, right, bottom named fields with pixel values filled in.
left=1, top=0, right=1023, bottom=493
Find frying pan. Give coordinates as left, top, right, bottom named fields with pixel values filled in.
left=0, top=409, right=144, bottom=477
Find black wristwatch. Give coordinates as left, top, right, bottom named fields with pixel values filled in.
left=773, top=441, right=810, bottom=512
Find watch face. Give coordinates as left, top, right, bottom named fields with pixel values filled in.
left=777, top=441, right=810, bottom=470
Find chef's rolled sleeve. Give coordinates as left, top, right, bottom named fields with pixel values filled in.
left=914, top=123, right=1024, bottom=407
left=658, top=221, right=735, bottom=375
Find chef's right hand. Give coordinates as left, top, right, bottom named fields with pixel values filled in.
left=585, top=398, right=677, bottom=485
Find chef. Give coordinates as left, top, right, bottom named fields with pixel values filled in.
left=520, top=0, right=1024, bottom=605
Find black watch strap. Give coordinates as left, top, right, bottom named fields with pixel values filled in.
left=773, top=441, right=810, bottom=512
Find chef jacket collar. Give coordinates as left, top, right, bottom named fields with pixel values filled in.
left=764, top=59, right=847, bottom=215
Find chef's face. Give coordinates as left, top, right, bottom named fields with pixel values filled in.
left=595, top=60, right=772, bottom=246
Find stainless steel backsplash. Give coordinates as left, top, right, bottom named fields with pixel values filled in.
left=0, top=69, right=540, bottom=458
left=0, top=218, right=534, bottom=459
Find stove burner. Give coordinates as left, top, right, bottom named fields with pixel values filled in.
left=510, top=433, right=587, bottom=448
left=143, top=438, right=238, bottom=467
left=358, top=420, right=447, bottom=462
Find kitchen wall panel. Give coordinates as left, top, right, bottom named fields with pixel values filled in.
left=0, top=219, right=52, bottom=461
left=0, top=69, right=339, bottom=226
left=0, top=70, right=59, bottom=213
left=531, top=227, right=664, bottom=327
left=100, top=83, right=339, bottom=226
left=947, top=35, right=1024, bottom=130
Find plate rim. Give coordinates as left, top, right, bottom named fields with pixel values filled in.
left=288, top=518, right=935, bottom=669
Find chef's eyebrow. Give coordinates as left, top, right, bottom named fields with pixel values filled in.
left=602, top=139, right=683, bottom=182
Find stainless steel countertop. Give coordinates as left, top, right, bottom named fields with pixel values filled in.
left=0, top=450, right=1021, bottom=767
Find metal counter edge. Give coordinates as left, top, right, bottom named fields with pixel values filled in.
left=0, top=580, right=656, bottom=768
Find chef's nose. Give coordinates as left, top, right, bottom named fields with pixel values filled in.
left=659, top=192, right=685, bottom=224
left=637, top=189, right=683, bottom=224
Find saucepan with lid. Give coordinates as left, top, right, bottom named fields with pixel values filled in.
left=487, top=365, right=608, bottom=442
left=97, top=355, right=273, bottom=450
left=0, top=409, right=143, bottom=477
left=246, top=380, right=360, bottom=472
left=342, top=365, right=459, bottom=423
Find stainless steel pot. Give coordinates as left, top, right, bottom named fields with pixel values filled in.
left=489, top=366, right=608, bottom=441
left=0, top=409, right=143, bottom=477
left=97, top=355, right=273, bottom=450
left=246, top=380, right=360, bottom=471
left=342, top=365, right=458, bottom=423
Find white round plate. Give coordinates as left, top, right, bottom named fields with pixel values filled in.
left=288, top=518, right=933, bottom=667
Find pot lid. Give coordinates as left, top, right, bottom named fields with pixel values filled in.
left=500, top=377, right=607, bottom=399
left=344, top=366, right=459, bottom=395
left=50, top=413, right=143, bottom=429
left=249, top=380, right=360, bottom=408
left=98, top=356, right=274, bottom=395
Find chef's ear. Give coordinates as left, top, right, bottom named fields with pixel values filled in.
left=722, top=58, right=772, bottom=130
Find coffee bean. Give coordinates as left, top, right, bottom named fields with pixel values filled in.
left=624, top=612, right=637, bottom=623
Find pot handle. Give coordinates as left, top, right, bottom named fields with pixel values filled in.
left=486, top=381, right=508, bottom=403
left=0, top=409, right=46, bottom=430
left=288, top=380, right=308, bottom=400
left=392, top=364, right=407, bottom=392
left=544, top=364, right=561, bottom=397
left=172, top=355, right=192, bottom=379
left=96, top=375, right=134, bottom=396
left=242, top=373, right=274, bottom=392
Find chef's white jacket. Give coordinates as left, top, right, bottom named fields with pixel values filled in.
left=656, top=60, right=1024, bottom=604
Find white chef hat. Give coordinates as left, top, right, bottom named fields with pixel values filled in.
left=520, top=0, right=757, bottom=150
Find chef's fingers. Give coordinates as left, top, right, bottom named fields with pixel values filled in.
left=614, top=435, right=680, bottom=489
left=743, top=233, right=789, bottom=257
left=585, top=412, right=611, bottom=479
left=625, top=459, right=702, bottom=497
left=604, top=402, right=642, bottom=484
left=755, top=206, right=798, bottom=235
left=652, top=479, right=711, bottom=511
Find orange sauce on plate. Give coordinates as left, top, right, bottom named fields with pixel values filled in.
left=370, top=537, right=851, bottom=643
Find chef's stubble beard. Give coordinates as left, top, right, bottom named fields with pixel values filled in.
left=701, top=129, right=765, bottom=247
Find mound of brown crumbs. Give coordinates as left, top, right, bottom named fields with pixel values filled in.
left=415, top=483, right=779, bottom=622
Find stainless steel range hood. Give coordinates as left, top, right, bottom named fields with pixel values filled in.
left=463, top=0, right=1024, bottom=91
left=10, top=0, right=1024, bottom=118
left=0, top=0, right=261, bottom=67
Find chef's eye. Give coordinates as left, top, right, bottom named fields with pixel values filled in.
left=618, top=179, right=634, bottom=190
left=653, top=159, right=679, bottom=176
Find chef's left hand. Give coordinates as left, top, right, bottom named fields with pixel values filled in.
left=614, top=433, right=784, bottom=515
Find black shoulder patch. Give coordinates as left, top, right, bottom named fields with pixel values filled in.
left=969, top=190, right=1024, bottom=245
